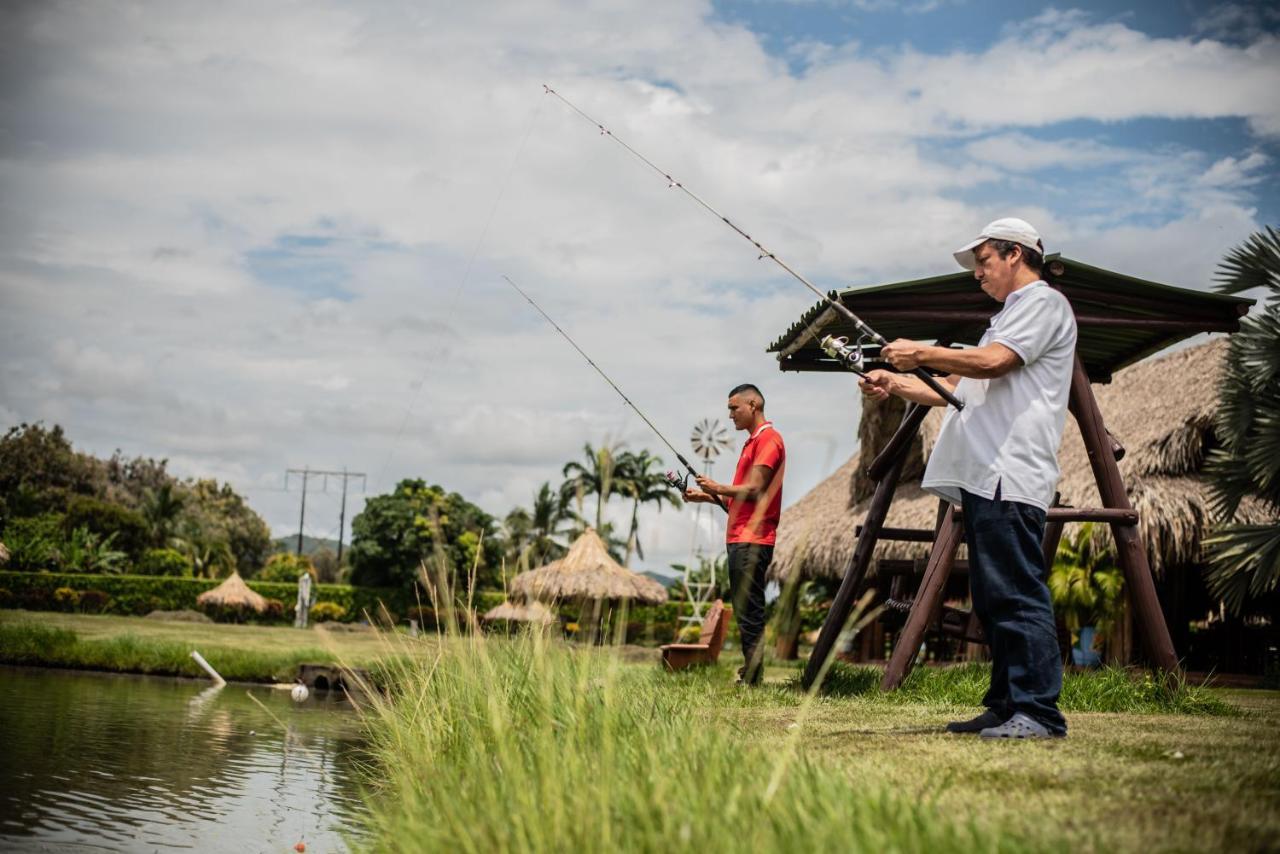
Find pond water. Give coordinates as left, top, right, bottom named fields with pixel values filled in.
left=0, top=666, right=368, bottom=852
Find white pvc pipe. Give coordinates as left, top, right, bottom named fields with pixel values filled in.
left=190, top=650, right=226, bottom=686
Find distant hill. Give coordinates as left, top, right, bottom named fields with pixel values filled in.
left=640, top=570, right=677, bottom=589
left=272, top=534, right=342, bottom=557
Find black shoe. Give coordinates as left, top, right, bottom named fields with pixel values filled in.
left=735, top=663, right=762, bottom=687
left=946, top=709, right=1009, bottom=734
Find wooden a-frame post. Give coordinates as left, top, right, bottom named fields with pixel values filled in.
left=803, top=346, right=1181, bottom=692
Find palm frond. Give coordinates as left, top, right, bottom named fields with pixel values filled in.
left=1203, top=523, right=1280, bottom=614
left=1214, top=225, right=1280, bottom=297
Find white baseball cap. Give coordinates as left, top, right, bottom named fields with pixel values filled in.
left=953, top=217, right=1044, bottom=270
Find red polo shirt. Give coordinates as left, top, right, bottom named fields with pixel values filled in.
left=726, top=422, right=785, bottom=545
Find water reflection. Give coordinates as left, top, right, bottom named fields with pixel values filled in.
left=0, top=666, right=367, bottom=852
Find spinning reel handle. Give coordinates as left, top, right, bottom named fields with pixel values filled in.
left=820, top=335, right=865, bottom=372
left=668, top=469, right=728, bottom=511
left=821, top=334, right=964, bottom=410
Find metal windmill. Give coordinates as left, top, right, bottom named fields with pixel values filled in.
left=690, top=418, right=732, bottom=469
left=680, top=419, right=734, bottom=628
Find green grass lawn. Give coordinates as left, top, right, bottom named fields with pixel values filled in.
left=718, top=676, right=1280, bottom=852
left=0, top=609, right=427, bottom=681
left=3, top=611, right=1277, bottom=851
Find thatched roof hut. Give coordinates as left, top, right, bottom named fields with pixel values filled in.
left=0, top=541, right=8, bottom=566
left=483, top=599, right=558, bottom=624
left=510, top=528, right=668, bottom=605
left=772, top=339, right=1269, bottom=583
left=196, top=571, right=268, bottom=612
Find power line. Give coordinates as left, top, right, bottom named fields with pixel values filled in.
left=285, top=467, right=367, bottom=559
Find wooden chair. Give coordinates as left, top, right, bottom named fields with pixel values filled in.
left=661, top=600, right=731, bottom=671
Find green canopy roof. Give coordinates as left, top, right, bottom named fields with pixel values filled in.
left=767, top=255, right=1254, bottom=382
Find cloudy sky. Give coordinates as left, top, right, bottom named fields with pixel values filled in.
left=2, top=0, right=1277, bottom=575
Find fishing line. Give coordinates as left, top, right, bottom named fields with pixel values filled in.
left=542, top=84, right=962, bottom=408
left=502, top=274, right=728, bottom=512
left=373, top=97, right=547, bottom=492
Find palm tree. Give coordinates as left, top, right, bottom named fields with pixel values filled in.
left=141, top=483, right=184, bottom=548
left=561, top=515, right=629, bottom=563
left=501, top=506, right=533, bottom=572
left=171, top=518, right=234, bottom=579
left=615, top=449, right=682, bottom=566
left=528, top=482, right=570, bottom=565
left=560, top=442, right=618, bottom=532
left=1204, top=225, right=1280, bottom=613
left=503, top=483, right=571, bottom=574
left=1048, top=523, right=1125, bottom=642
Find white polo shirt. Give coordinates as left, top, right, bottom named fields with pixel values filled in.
left=921, top=280, right=1077, bottom=511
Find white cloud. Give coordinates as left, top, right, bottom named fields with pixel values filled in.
left=0, top=0, right=1273, bottom=572
left=963, top=133, right=1138, bottom=172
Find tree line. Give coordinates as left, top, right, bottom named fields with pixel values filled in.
left=346, top=442, right=683, bottom=591
left=0, top=430, right=685, bottom=595
left=0, top=423, right=271, bottom=578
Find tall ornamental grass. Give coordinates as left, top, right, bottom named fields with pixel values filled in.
left=356, top=631, right=1033, bottom=853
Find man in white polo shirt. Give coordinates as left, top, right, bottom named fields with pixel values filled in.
left=859, top=217, right=1075, bottom=739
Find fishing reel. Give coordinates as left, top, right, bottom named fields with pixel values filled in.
left=665, top=470, right=692, bottom=493
left=820, top=334, right=868, bottom=373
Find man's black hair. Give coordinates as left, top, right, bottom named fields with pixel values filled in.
left=728, top=383, right=764, bottom=406
left=991, top=239, right=1044, bottom=273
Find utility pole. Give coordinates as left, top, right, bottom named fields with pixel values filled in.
left=286, top=467, right=366, bottom=559
left=286, top=467, right=312, bottom=556
left=335, top=467, right=367, bottom=563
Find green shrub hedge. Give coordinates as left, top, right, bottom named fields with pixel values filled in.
left=0, top=571, right=411, bottom=623
left=0, top=572, right=757, bottom=644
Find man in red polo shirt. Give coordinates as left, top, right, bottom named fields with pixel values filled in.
left=683, top=383, right=785, bottom=685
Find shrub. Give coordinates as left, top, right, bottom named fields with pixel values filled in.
left=0, top=571, right=411, bottom=624
left=64, top=495, right=149, bottom=559
left=77, top=589, right=111, bottom=613
left=310, top=601, right=347, bottom=623
left=17, top=587, right=52, bottom=610
left=0, top=588, right=11, bottom=607
left=406, top=606, right=438, bottom=630
left=257, top=552, right=316, bottom=583
left=200, top=601, right=256, bottom=624
left=676, top=624, right=702, bottom=643
left=54, top=586, right=80, bottom=611
left=3, top=513, right=65, bottom=570
left=261, top=598, right=286, bottom=621
left=137, top=548, right=193, bottom=577
left=59, top=526, right=127, bottom=574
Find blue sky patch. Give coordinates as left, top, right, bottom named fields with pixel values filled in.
left=244, top=234, right=356, bottom=301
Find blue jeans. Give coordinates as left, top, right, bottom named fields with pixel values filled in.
left=961, top=488, right=1067, bottom=735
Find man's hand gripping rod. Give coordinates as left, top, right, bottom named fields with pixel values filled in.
left=502, top=275, right=728, bottom=512
left=542, top=84, right=963, bottom=411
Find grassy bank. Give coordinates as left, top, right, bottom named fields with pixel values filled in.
left=360, top=631, right=1030, bottom=852
left=359, top=632, right=1279, bottom=853
left=0, top=610, right=419, bottom=682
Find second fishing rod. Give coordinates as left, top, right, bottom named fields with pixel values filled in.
left=503, top=275, right=728, bottom=513
left=542, top=84, right=964, bottom=411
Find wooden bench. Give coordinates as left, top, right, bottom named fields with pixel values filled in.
left=660, top=600, right=731, bottom=671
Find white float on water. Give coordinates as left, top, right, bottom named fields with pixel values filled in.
left=291, top=683, right=310, bottom=702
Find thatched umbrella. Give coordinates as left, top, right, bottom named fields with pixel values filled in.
left=772, top=339, right=1270, bottom=584
left=483, top=599, right=558, bottom=625
left=510, top=528, right=668, bottom=605
left=0, top=541, right=8, bottom=566
left=196, top=571, right=268, bottom=613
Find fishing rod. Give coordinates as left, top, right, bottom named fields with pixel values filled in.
left=542, top=84, right=964, bottom=411
left=502, top=275, right=728, bottom=512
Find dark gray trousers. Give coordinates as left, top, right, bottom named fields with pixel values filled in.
left=726, top=542, right=773, bottom=678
